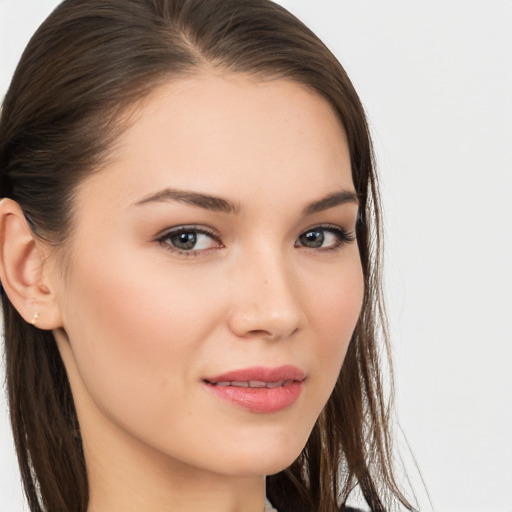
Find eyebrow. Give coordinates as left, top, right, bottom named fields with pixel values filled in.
left=134, top=187, right=359, bottom=215
left=301, top=190, right=359, bottom=216
left=134, top=188, right=242, bottom=214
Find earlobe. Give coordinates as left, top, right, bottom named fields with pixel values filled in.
left=0, top=198, right=63, bottom=330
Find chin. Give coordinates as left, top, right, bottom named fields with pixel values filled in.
left=212, top=430, right=310, bottom=478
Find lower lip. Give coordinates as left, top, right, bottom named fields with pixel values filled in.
left=205, top=381, right=303, bottom=413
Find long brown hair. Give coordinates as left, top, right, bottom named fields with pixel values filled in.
left=0, top=1, right=412, bottom=511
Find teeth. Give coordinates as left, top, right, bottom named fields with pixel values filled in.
left=248, top=380, right=267, bottom=388
left=266, top=380, right=285, bottom=388
left=211, top=380, right=289, bottom=388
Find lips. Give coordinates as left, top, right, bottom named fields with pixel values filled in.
left=204, top=365, right=305, bottom=413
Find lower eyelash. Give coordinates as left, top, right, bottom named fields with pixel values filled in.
left=155, top=225, right=355, bottom=256
left=155, top=226, right=221, bottom=256
left=296, top=225, right=356, bottom=251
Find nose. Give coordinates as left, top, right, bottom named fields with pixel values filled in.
left=227, top=248, right=305, bottom=341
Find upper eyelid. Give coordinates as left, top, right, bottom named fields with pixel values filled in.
left=300, top=222, right=353, bottom=233
left=156, top=224, right=220, bottom=239
left=154, top=222, right=354, bottom=244
left=156, top=226, right=222, bottom=256
left=295, top=225, right=355, bottom=251
left=300, top=225, right=354, bottom=237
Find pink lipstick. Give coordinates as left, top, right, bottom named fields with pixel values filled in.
left=204, top=365, right=305, bottom=413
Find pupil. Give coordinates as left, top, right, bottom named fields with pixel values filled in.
left=301, top=230, right=324, bottom=248
left=172, top=232, right=197, bottom=250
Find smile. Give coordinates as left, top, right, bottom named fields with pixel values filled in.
left=204, top=366, right=305, bottom=413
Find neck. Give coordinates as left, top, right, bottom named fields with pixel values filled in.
left=81, top=411, right=266, bottom=512
left=87, top=471, right=266, bottom=512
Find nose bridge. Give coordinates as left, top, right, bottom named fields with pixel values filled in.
left=228, top=242, right=304, bottom=340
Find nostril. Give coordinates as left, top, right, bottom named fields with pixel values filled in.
left=243, top=326, right=299, bottom=341
left=245, top=329, right=276, bottom=339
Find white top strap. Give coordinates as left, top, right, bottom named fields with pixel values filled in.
left=265, top=497, right=278, bottom=512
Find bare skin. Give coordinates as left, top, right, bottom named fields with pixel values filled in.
left=0, top=73, right=363, bottom=512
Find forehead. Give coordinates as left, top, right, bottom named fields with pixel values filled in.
left=77, top=73, right=353, bottom=212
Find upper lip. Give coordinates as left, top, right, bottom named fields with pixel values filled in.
left=204, top=365, right=305, bottom=384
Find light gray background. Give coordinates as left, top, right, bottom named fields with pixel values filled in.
left=1, top=1, right=511, bottom=511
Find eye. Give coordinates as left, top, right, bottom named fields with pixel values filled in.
left=295, top=225, right=355, bottom=250
left=157, top=226, right=222, bottom=254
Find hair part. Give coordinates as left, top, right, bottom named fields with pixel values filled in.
left=0, top=1, right=412, bottom=511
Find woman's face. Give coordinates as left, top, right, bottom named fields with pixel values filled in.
left=51, top=74, right=364, bottom=480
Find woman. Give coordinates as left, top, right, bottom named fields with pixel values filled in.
left=0, top=1, right=413, bottom=511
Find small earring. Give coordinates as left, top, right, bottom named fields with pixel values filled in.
left=30, top=312, right=40, bottom=325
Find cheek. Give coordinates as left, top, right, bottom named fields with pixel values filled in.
left=313, top=253, right=364, bottom=334
left=57, top=249, right=226, bottom=428
left=306, top=256, right=364, bottom=389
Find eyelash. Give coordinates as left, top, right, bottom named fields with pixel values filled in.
left=295, top=224, right=356, bottom=251
left=156, top=224, right=356, bottom=257
left=156, top=225, right=222, bottom=257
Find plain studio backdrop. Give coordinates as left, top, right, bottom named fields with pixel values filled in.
left=1, top=1, right=511, bottom=511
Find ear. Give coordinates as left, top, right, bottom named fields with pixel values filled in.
left=0, top=198, right=63, bottom=329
